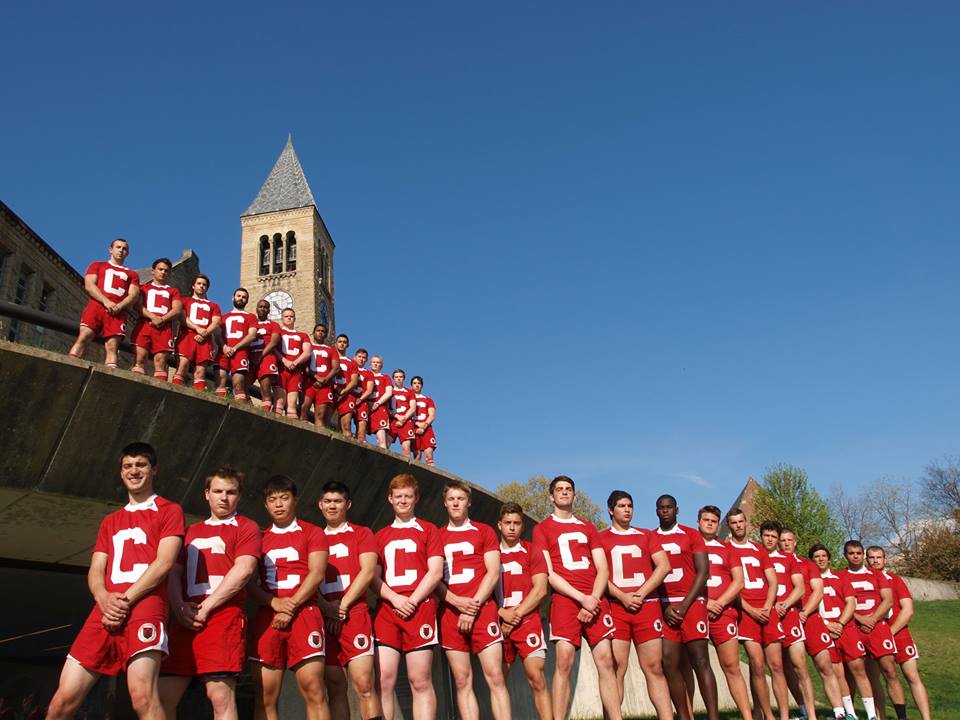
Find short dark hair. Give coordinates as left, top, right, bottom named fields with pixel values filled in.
left=110, top=238, right=128, bottom=247
left=808, top=543, right=831, bottom=560
left=321, top=480, right=350, bottom=500
left=656, top=494, right=677, bottom=506
left=844, top=539, right=864, bottom=554
left=263, top=474, right=298, bottom=499
left=411, top=375, right=424, bottom=385
left=443, top=480, right=472, bottom=499
left=355, top=347, right=368, bottom=356
left=500, top=501, right=524, bottom=519
left=393, top=368, right=406, bottom=376
left=725, top=506, right=746, bottom=522
left=698, top=505, right=722, bottom=521
left=866, top=545, right=885, bottom=557
left=759, top=520, right=783, bottom=535
left=780, top=527, right=796, bottom=538
left=336, top=333, right=349, bottom=343
left=234, top=287, right=248, bottom=295
left=120, top=441, right=157, bottom=467
left=607, top=490, right=632, bottom=510
left=313, top=323, right=326, bottom=332
left=151, top=257, right=172, bottom=269
left=205, top=464, right=244, bottom=491
left=193, top=273, right=210, bottom=285
left=549, top=475, right=575, bottom=494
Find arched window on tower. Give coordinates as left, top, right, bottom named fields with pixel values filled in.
left=273, top=233, right=283, bottom=274
left=259, top=236, right=270, bottom=276
left=318, top=247, right=327, bottom=287
left=286, top=232, right=297, bottom=272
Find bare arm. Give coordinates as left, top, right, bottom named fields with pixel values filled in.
left=716, top=564, right=745, bottom=608
left=337, top=551, right=378, bottom=613
left=273, top=549, right=327, bottom=615
left=197, top=555, right=259, bottom=621
left=513, top=573, right=547, bottom=618
left=374, top=385, right=393, bottom=409
left=888, top=596, right=913, bottom=634
left=84, top=273, right=110, bottom=305
left=472, top=549, right=501, bottom=604
left=124, top=535, right=182, bottom=605
left=88, top=551, right=128, bottom=623
left=677, top=551, right=709, bottom=614
left=116, top=283, right=140, bottom=312
left=357, top=377, right=375, bottom=404
left=262, top=331, right=280, bottom=355
left=541, top=548, right=589, bottom=605
left=778, top=571, right=806, bottom=615
left=232, top=326, right=259, bottom=352
left=800, top=576, right=824, bottom=619
left=410, top=556, right=444, bottom=605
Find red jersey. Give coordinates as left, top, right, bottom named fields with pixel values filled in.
left=532, top=514, right=601, bottom=595
left=309, top=343, right=338, bottom=379
left=321, top=522, right=378, bottom=608
left=597, top=526, right=658, bottom=594
left=768, top=550, right=802, bottom=601
left=335, top=355, right=358, bottom=395
left=86, top=260, right=139, bottom=303
left=438, top=520, right=498, bottom=599
left=182, top=297, right=222, bottom=330
left=728, top=539, right=774, bottom=605
left=260, top=519, right=329, bottom=599
left=881, top=571, right=911, bottom=624
left=279, top=330, right=311, bottom=364
left=789, top=552, right=818, bottom=604
left=250, top=319, right=281, bottom=356
left=415, top=394, right=436, bottom=424
left=353, top=367, right=375, bottom=398
left=375, top=517, right=444, bottom=595
left=93, top=494, right=184, bottom=600
left=838, top=566, right=890, bottom=615
left=651, top=523, right=707, bottom=603
left=819, top=570, right=854, bottom=622
left=371, top=372, right=391, bottom=402
left=221, top=310, right=257, bottom=348
left=499, top=540, right=546, bottom=609
left=181, top=514, right=261, bottom=606
left=391, top=386, right=415, bottom=419
left=704, top=538, right=736, bottom=602
left=140, top=282, right=180, bottom=319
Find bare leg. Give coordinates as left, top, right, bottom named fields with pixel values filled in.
left=324, top=665, right=350, bottom=720
left=375, top=646, right=400, bottom=720
left=252, top=663, right=283, bottom=720
left=347, top=655, right=382, bottom=720
left=294, top=658, right=330, bottom=720
left=784, top=642, right=817, bottom=719
left=133, top=345, right=149, bottom=373
left=205, top=677, right=239, bottom=720
left=158, top=675, right=191, bottom=719
left=375, top=429, right=388, bottom=449
left=478, top=643, right=511, bottom=720
left=125, top=651, right=165, bottom=720
left=636, top=638, right=673, bottom=720
left=45, top=657, right=100, bottom=720
left=611, top=639, right=630, bottom=704
left=339, top=412, right=353, bottom=436
left=764, top=642, right=791, bottom=720
left=716, top=638, right=753, bottom=720
left=899, top=658, right=930, bottom=720
left=69, top=326, right=96, bottom=359
left=744, top=641, right=776, bottom=720
left=811, top=649, right=844, bottom=712
left=590, top=639, right=622, bottom=720
left=446, top=650, right=480, bottom=720
left=520, top=654, right=552, bottom=720
left=405, top=648, right=437, bottom=720
left=661, top=638, right=693, bottom=720
left=551, top=641, right=577, bottom=720
left=104, top=336, right=121, bottom=367
left=152, top=351, right=170, bottom=379
left=686, top=639, right=720, bottom=720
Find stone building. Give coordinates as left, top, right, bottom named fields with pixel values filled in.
left=239, top=136, right=336, bottom=336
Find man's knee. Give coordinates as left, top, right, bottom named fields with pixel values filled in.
left=205, top=682, right=235, bottom=716
left=408, top=672, right=434, bottom=694
left=526, top=669, right=547, bottom=693
left=555, top=647, right=576, bottom=675
left=128, top=684, right=158, bottom=716
left=451, top=668, right=473, bottom=691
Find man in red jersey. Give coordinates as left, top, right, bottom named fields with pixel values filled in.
left=779, top=529, right=846, bottom=719
left=532, top=476, right=621, bottom=720
left=497, top=503, right=551, bottom=720
left=301, top=323, right=339, bottom=428
left=158, top=466, right=260, bottom=720
left=389, top=369, right=417, bottom=457
left=214, top=288, right=259, bottom=400
left=810, top=544, right=878, bottom=720
left=248, top=475, right=331, bottom=720
left=317, top=481, right=382, bottom=720
left=725, top=508, right=790, bottom=720
left=70, top=238, right=141, bottom=367
left=651, top=494, right=719, bottom=720
left=372, top=474, right=444, bottom=720
left=866, top=546, right=929, bottom=720
left=411, top=376, right=438, bottom=466
left=249, top=299, right=282, bottom=412
left=46, top=442, right=184, bottom=720
left=437, top=481, right=510, bottom=720
left=131, top=257, right=181, bottom=380
left=274, top=309, right=312, bottom=418
left=697, top=505, right=752, bottom=720
left=597, top=491, right=672, bottom=720
left=173, top=274, right=221, bottom=391
left=333, top=334, right=359, bottom=436
left=351, top=348, right=375, bottom=439
left=367, top=355, right=393, bottom=448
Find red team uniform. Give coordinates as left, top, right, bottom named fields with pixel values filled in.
left=533, top=514, right=614, bottom=647
left=414, top=394, right=437, bottom=453
left=374, top=517, right=444, bottom=651
left=277, top=330, right=311, bottom=395
left=177, top=297, right=222, bottom=364
left=652, top=524, right=710, bottom=643
left=250, top=519, right=329, bottom=668
left=250, top=319, right=281, bottom=380
left=499, top=540, right=547, bottom=664
left=368, top=373, right=391, bottom=434
left=819, top=569, right=864, bottom=663
left=305, top=342, right=337, bottom=404
left=789, top=552, right=835, bottom=657
left=218, top=310, right=257, bottom=374
left=132, top=282, right=180, bottom=354
left=163, top=514, right=261, bottom=675
left=353, top=367, right=375, bottom=424
left=320, top=522, right=378, bottom=666
left=390, top=386, right=416, bottom=442
left=334, top=355, right=358, bottom=416
left=81, top=260, right=140, bottom=338
left=838, top=566, right=897, bottom=660
left=597, top=527, right=665, bottom=645
left=68, top=495, right=185, bottom=675
left=881, top=570, right=919, bottom=664
left=438, top=521, right=502, bottom=653
left=704, top=538, right=740, bottom=645
left=728, top=539, right=784, bottom=645
left=768, top=549, right=806, bottom=646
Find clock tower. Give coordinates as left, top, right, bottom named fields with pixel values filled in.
left=240, top=136, right=335, bottom=335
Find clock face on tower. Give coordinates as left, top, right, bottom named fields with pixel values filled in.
left=263, top=290, right=293, bottom=321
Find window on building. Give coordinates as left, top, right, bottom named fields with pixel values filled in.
left=0, top=248, right=9, bottom=296
left=259, top=236, right=270, bottom=276
left=286, top=232, right=297, bottom=272
left=273, top=233, right=283, bottom=274
left=8, top=265, right=33, bottom=341
left=36, top=284, right=55, bottom=336
left=318, top=247, right=326, bottom=287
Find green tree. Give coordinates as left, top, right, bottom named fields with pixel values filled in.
left=495, top=475, right=607, bottom=528
left=752, top=464, right=843, bottom=557
left=900, top=523, right=960, bottom=582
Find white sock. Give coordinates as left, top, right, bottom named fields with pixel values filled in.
left=842, top=696, right=856, bottom=717
left=863, top=697, right=877, bottom=720
left=834, top=707, right=845, bottom=718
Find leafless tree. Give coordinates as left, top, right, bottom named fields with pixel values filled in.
left=830, top=482, right=878, bottom=544
left=866, top=478, right=924, bottom=558
left=921, top=456, right=960, bottom=517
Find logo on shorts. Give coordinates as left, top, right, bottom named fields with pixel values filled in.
left=602, top=614, right=614, bottom=628
left=821, top=633, right=831, bottom=645
left=906, top=645, right=916, bottom=657
left=240, top=358, right=249, bottom=368
left=653, top=619, right=663, bottom=633
left=487, top=622, right=501, bottom=638
left=137, top=623, right=157, bottom=643
left=419, top=624, right=434, bottom=640
left=857, top=641, right=865, bottom=652
left=308, top=631, right=324, bottom=650
left=696, top=620, right=707, bottom=635
left=727, top=623, right=738, bottom=636
left=354, top=635, right=370, bottom=650
left=791, top=626, right=802, bottom=639
left=882, top=639, right=894, bottom=651
left=167, top=339, right=175, bottom=350
left=526, top=633, right=541, bottom=648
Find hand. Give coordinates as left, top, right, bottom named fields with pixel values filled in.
left=706, top=599, right=724, bottom=619
left=775, top=602, right=788, bottom=618
left=826, top=621, right=843, bottom=639
left=798, top=610, right=809, bottom=623
left=449, top=593, right=481, bottom=616
left=391, top=595, right=418, bottom=619
left=325, top=618, right=343, bottom=637
left=283, top=359, right=296, bottom=371
left=106, top=302, right=120, bottom=315
left=758, top=605, right=772, bottom=623
left=195, top=332, right=207, bottom=343
left=224, top=346, right=235, bottom=357
left=457, top=612, right=476, bottom=633
left=416, top=428, right=424, bottom=435
left=272, top=611, right=293, bottom=630
left=576, top=608, right=595, bottom=624
left=101, top=616, right=124, bottom=632
left=580, top=594, right=600, bottom=615
left=499, top=607, right=521, bottom=628
left=664, top=604, right=685, bottom=628
left=271, top=597, right=298, bottom=616
left=856, top=614, right=877, bottom=632
left=194, top=602, right=211, bottom=627
left=150, top=316, right=163, bottom=329
left=97, top=592, right=130, bottom=623
left=338, top=601, right=348, bottom=621
left=175, top=601, right=202, bottom=630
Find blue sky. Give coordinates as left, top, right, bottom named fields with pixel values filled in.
left=3, top=2, right=958, bottom=524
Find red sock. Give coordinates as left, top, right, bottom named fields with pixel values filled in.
left=172, top=376, right=184, bottom=385
left=192, top=380, right=206, bottom=391
left=153, top=372, right=166, bottom=381
left=215, top=388, right=228, bottom=397
left=261, top=402, right=272, bottom=411
left=234, top=393, right=248, bottom=401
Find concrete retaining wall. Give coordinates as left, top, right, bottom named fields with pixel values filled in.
left=901, top=576, right=960, bottom=601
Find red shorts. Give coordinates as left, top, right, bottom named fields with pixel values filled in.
left=368, top=405, right=390, bottom=433
left=251, top=353, right=279, bottom=379
left=132, top=321, right=174, bottom=354
left=708, top=605, right=739, bottom=646
left=738, top=608, right=785, bottom=645
left=373, top=597, right=438, bottom=652
left=217, top=348, right=250, bottom=374
left=279, top=368, right=305, bottom=395
left=858, top=620, right=896, bottom=659
left=162, top=605, right=246, bottom=676
left=502, top=612, right=546, bottom=665
left=80, top=300, right=127, bottom=338
left=391, top=420, right=415, bottom=443
left=353, top=401, right=370, bottom=423
left=249, top=605, right=325, bottom=669
left=415, top=427, right=437, bottom=452
left=176, top=333, right=216, bottom=365
left=440, top=601, right=502, bottom=653
left=802, top=613, right=835, bottom=657
left=893, top=627, right=919, bottom=664
left=324, top=604, right=374, bottom=668
left=661, top=599, right=709, bottom=643
left=337, top=395, right=356, bottom=416
left=548, top=594, right=614, bottom=648
left=780, top=608, right=806, bottom=647
left=305, top=382, right=334, bottom=404
left=68, top=600, right=168, bottom=676
left=611, top=600, right=664, bottom=645
left=835, top=622, right=866, bottom=662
